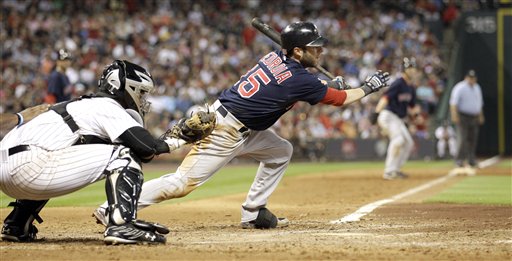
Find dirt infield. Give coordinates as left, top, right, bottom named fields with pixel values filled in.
left=1, top=163, right=510, bottom=260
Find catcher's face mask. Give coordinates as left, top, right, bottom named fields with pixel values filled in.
left=99, top=60, right=155, bottom=117
left=123, top=61, right=155, bottom=117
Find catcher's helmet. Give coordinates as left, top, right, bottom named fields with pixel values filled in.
left=281, top=21, right=328, bottom=54
left=402, top=57, right=417, bottom=71
left=98, top=60, right=154, bottom=116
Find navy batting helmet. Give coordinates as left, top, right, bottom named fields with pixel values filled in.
left=281, top=21, right=328, bottom=54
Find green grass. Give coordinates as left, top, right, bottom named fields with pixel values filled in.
left=0, top=159, right=477, bottom=208
left=425, top=176, right=512, bottom=205
left=0, top=161, right=383, bottom=208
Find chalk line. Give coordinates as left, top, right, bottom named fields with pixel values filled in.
left=330, top=174, right=454, bottom=224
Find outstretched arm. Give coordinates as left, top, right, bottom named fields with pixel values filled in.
left=320, top=71, right=390, bottom=107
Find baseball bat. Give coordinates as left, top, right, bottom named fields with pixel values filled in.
left=251, top=17, right=336, bottom=80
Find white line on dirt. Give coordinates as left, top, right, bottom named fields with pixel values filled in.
left=477, top=155, right=501, bottom=169
left=330, top=174, right=455, bottom=224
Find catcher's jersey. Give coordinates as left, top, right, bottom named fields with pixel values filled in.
left=383, top=77, right=416, bottom=118
left=219, top=50, right=327, bottom=130
left=0, top=98, right=141, bottom=151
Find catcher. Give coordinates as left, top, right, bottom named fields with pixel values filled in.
left=0, top=60, right=215, bottom=244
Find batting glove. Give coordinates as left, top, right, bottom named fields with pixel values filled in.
left=332, top=76, right=351, bottom=90
left=362, top=70, right=390, bottom=95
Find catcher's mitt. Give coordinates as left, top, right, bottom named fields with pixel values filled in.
left=161, top=110, right=216, bottom=144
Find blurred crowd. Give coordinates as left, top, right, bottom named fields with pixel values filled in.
left=1, top=0, right=484, bottom=147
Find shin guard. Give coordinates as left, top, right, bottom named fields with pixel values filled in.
left=104, top=148, right=143, bottom=225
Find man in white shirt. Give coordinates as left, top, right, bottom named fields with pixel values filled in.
left=449, top=69, right=485, bottom=175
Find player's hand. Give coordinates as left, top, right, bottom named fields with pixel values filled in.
left=162, top=136, right=187, bottom=152
left=333, top=76, right=351, bottom=90
left=451, top=115, right=459, bottom=124
left=369, top=112, right=379, bottom=125
left=478, top=114, right=485, bottom=125
left=159, top=109, right=217, bottom=150
left=364, top=70, right=390, bottom=93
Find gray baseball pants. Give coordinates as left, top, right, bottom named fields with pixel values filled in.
left=455, top=112, right=480, bottom=167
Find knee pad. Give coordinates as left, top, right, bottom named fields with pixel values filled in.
left=105, top=147, right=143, bottom=225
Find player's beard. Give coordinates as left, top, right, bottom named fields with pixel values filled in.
left=299, top=52, right=318, bottom=68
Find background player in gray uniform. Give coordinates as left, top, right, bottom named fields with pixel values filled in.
left=370, top=57, right=421, bottom=180
left=0, top=60, right=186, bottom=244
left=93, top=21, right=390, bottom=229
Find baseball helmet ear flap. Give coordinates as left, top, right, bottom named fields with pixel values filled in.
left=98, top=60, right=127, bottom=95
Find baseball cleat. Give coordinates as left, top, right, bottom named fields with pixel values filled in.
left=240, top=208, right=289, bottom=229
left=383, top=171, right=409, bottom=180
left=1, top=223, right=39, bottom=242
left=104, top=222, right=166, bottom=245
left=241, top=217, right=289, bottom=229
left=92, top=207, right=108, bottom=226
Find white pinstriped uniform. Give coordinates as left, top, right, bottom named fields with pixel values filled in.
left=0, top=98, right=141, bottom=200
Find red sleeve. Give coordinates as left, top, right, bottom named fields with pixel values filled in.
left=44, top=94, right=56, bottom=104
left=320, top=88, right=347, bottom=106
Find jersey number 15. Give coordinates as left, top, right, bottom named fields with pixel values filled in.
left=236, top=67, right=271, bottom=98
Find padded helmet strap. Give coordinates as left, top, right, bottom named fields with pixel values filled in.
left=98, top=60, right=126, bottom=95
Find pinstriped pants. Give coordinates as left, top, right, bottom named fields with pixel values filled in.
left=0, top=144, right=114, bottom=200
